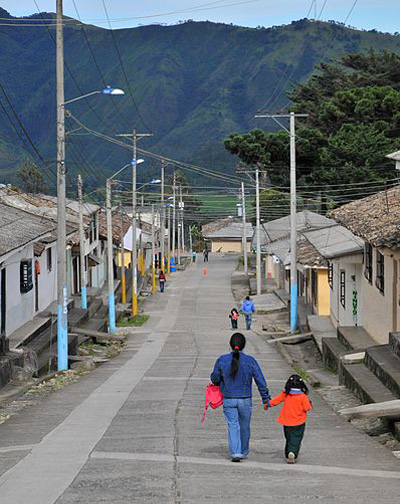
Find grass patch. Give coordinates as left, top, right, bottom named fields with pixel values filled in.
left=118, top=314, right=149, bottom=327
left=292, top=365, right=313, bottom=383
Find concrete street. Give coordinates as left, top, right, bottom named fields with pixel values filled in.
left=0, top=255, right=399, bottom=503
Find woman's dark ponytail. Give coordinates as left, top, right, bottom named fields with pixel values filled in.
left=229, top=333, right=246, bottom=378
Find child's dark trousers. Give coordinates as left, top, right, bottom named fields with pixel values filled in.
left=283, top=423, right=305, bottom=458
left=230, top=319, right=238, bottom=329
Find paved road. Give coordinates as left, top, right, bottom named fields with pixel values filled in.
left=0, top=255, right=399, bottom=503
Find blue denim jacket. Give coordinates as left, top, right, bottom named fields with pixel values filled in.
left=210, top=352, right=271, bottom=404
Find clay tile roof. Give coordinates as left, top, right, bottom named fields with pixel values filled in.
left=297, top=238, right=328, bottom=268
left=331, top=185, right=400, bottom=249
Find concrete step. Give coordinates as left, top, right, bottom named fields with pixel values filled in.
left=389, top=332, right=400, bottom=359
left=339, top=361, right=397, bottom=406
left=322, top=337, right=348, bottom=372
left=365, top=345, right=400, bottom=399
left=337, top=326, right=376, bottom=351
left=68, top=307, right=89, bottom=328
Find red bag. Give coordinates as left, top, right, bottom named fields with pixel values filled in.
left=201, top=384, right=223, bottom=425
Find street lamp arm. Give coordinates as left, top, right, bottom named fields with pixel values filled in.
left=63, top=90, right=101, bottom=106
left=63, top=86, right=125, bottom=106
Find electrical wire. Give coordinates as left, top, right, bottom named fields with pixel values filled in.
left=101, top=0, right=152, bottom=132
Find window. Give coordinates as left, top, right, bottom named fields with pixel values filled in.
left=340, top=270, right=346, bottom=308
left=328, top=262, right=333, bottom=289
left=47, top=248, right=52, bottom=272
left=20, top=260, right=33, bottom=293
left=364, top=242, right=373, bottom=283
left=376, top=251, right=385, bottom=294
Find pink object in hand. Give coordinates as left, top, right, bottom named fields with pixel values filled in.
left=201, top=384, right=223, bottom=425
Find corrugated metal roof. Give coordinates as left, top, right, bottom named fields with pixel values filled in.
left=254, top=210, right=336, bottom=250
left=0, top=203, right=56, bottom=257
left=303, top=225, right=364, bottom=259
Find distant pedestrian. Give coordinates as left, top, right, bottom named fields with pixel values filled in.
left=159, top=270, right=166, bottom=292
left=193, top=251, right=197, bottom=263
left=265, top=374, right=312, bottom=464
left=203, top=249, right=209, bottom=262
left=229, top=308, right=239, bottom=329
left=211, top=333, right=270, bottom=462
left=239, top=296, right=255, bottom=330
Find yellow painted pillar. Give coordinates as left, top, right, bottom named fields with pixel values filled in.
left=152, top=263, right=156, bottom=291
left=167, top=252, right=171, bottom=274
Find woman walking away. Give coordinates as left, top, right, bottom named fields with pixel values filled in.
left=211, top=333, right=270, bottom=462
left=159, top=270, right=166, bottom=292
left=265, top=374, right=312, bottom=464
left=239, top=296, right=255, bottom=330
left=229, top=308, right=239, bottom=329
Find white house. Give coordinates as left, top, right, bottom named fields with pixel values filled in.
left=332, top=185, right=400, bottom=344
left=0, top=203, right=57, bottom=337
left=303, top=225, right=365, bottom=327
left=0, top=188, right=106, bottom=297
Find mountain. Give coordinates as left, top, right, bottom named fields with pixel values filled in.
left=0, top=9, right=400, bottom=192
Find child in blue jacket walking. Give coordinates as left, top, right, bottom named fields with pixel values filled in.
left=239, top=296, right=255, bottom=330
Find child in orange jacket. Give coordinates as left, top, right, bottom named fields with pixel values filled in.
left=264, top=374, right=312, bottom=463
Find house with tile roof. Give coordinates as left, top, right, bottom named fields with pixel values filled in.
left=0, top=203, right=58, bottom=337
left=331, top=185, right=400, bottom=343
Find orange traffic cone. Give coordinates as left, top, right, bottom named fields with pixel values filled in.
left=202, top=267, right=208, bottom=275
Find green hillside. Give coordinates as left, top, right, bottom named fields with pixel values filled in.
left=0, top=7, right=400, bottom=192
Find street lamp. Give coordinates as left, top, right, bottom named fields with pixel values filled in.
left=56, top=76, right=124, bottom=369
left=63, top=86, right=125, bottom=106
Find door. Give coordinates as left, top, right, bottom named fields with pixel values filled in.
left=1, top=268, right=6, bottom=335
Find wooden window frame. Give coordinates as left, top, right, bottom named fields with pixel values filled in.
left=376, top=250, right=385, bottom=294
left=328, top=262, right=333, bottom=289
left=364, top=242, right=373, bottom=284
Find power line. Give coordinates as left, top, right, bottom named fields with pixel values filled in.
left=101, top=0, right=152, bottom=132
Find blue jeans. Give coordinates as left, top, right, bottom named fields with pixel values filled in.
left=223, top=398, right=252, bottom=458
left=244, top=313, right=252, bottom=330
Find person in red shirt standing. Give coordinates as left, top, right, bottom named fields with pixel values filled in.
left=265, top=374, right=312, bottom=464
left=159, top=271, right=166, bottom=292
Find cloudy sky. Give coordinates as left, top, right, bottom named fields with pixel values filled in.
left=1, top=1, right=399, bottom=34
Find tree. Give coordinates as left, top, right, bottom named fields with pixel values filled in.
left=16, top=160, right=46, bottom=193
left=224, top=50, right=400, bottom=196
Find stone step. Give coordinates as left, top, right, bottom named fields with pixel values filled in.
left=365, top=345, right=400, bottom=399
left=337, top=326, right=376, bottom=351
left=339, top=361, right=397, bottom=406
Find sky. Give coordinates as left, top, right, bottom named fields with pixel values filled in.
left=0, top=0, right=399, bottom=34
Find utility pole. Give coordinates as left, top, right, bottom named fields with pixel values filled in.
left=189, top=225, right=193, bottom=255
left=255, top=168, right=261, bottom=295
left=56, top=0, right=68, bottom=371
left=172, top=173, right=176, bottom=268
left=167, top=205, right=171, bottom=274
left=106, top=179, right=116, bottom=333
left=77, top=174, right=87, bottom=310
left=119, top=202, right=126, bottom=304
left=254, top=111, right=308, bottom=333
left=116, top=130, right=152, bottom=316
left=241, top=182, right=248, bottom=276
left=180, top=185, right=185, bottom=255
left=160, top=159, right=165, bottom=272
left=151, top=204, right=156, bottom=291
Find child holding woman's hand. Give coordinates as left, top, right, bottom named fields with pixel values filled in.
left=264, top=374, right=312, bottom=464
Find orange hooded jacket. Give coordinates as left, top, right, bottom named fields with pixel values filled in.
left=269, top=390, right=312, bottom=426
